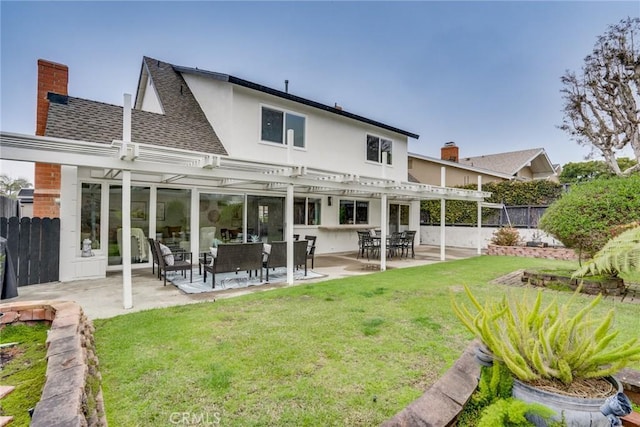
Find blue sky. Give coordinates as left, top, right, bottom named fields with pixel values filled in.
left=1, top=1, right=638, bottom=181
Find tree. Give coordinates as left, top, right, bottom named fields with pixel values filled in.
left=538, top=175, right=640, bottom=259
left=559, top=17, right=640, bottom=176
left=0, top=174, right=32, bottom=198
left=559, top=158, right=637, bottom=184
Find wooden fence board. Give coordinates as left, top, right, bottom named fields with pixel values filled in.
left=50, top=218, right=60, bottom=281
left=18, top=218, right=31, bottom=286
left=0, top=216, right=59, bottom=285
left=28, top=217, right=42, bottom=285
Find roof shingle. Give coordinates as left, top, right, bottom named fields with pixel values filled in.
left=44, top=57, right=227, bottom=155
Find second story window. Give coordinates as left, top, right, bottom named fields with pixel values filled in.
left=366, top=134, right=392, bottom=165
left=261, top=106, right=305, bottom=148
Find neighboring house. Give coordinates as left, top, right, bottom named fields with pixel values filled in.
left=1, top=57, right=489, bottom=299
left=408, top=142, right=558, bottom=186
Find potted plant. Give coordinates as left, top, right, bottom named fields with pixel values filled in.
left=452, top=285, right=640, bottom=426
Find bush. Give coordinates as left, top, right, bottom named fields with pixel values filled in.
left=421, top=180, right=562, bottom=225
left=490, top=227, right=521, bottom=246
left=539, top=175, right=640, bottom=257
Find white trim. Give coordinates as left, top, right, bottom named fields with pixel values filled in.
left=1, top=132, right=490, bottom=202
left=259, top=103, right=307, bottom=149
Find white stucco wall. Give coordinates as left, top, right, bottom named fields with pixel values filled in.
left=183, top=76, right=409, bottom=183
left=181, top=74, right=234, bottom=148
left=420, top=226, right=561, bottom=249
left=140, top=76, right=163, bottom=114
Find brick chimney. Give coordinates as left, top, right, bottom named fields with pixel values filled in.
left=34, top=59, right=68, bottom=218
left=441, top=141, right=459, bottom=162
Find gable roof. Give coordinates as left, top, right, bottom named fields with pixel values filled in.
left=458, top=148, right=555, bottom=176
left=408, top=152, right=514, bottom=180
left=44, top=57, right=227, bottom=155
left=171, top=61, right=420, bottom=140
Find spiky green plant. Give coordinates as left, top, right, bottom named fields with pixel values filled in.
left=573, top=226, right=640, bottom=278
left=452, top=285, right=640, bottom=384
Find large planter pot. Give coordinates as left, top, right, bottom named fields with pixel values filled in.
left=512, top=376, right=625, bottom=427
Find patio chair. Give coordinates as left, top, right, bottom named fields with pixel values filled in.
left=148, top=238, right=161, bottom=278
left=154, top=240, right=192, bottom=286
left=388, top=232, right=403, bottom=258
left=356, top=231, right=369, bottom=259
left=262, top=240, right=308, bottom=281
left=304, top=235, right=317, bottom=269
left=203, top=242, right=263, bottom=288
left=401, top=230, right=417, bottom=258
left=358, top=232, right=379, bottom=260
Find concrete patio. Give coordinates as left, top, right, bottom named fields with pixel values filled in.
left=4, top=245, right=480, bottom=319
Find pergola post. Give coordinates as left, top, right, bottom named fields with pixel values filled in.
left=440, top=166, right=446, bottom=261
left=286, top=130, right=294, bottom=285
left=477, top=175, right=482, bottom=255
left=122, top=94, right=133, bottom=309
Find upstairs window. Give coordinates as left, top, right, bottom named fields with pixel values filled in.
left=366, top=134, right=392, bottom=165
left=261, top=106, right=305, bottom=148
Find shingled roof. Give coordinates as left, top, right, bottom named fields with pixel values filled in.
left=44, top=57, right=227, bottom=155
left=458, top=148, right=553, bottom=176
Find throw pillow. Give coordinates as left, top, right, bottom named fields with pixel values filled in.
left=208, top=247, right=218, bottom=266
left=263, top=243, right=272, bottom=263
left=159, top=243, right=174, bottom=266
left=369, top=229, right=377, bottom=237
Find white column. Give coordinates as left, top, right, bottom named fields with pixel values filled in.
left=122, top=169, right=133, bottom=309
left=380, top=152, right=388, bottom=271
left=190, top=189, right=198, bottom=256
left=380, top=194, right=387, bottom=272
left=286, top=130, right=294, bottom=284
left=477, top=175, right=483, bottom=255
left=440, top=167, right=446, bottom=261
left=122, top=93, right=133, bottom=309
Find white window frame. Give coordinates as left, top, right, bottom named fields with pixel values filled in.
left=294, top=197, right=321, bottom=226
left=339, top=199, right=370, bottom=225
left=260, top=105, right=306, bottom=149
left=365, top=134, right=393, bottom=166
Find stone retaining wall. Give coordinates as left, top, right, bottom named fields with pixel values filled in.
left=487, top=244, right=578, bottom=261
left=0, top=300, right=107, bottom=426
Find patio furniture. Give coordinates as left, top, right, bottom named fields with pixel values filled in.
left=388, top=232, right=404, bottom=258
left=262, top=240, right=308, bottom=281
left=203, top=242, right=263, bottom=288
left=357, top=231, right=372, bottom=259
left=148, top=237, right=161, bottom=278
left=117, top=228, right=148, bottom=262
left=199, top=226, right=217, bottom=253
left=401, top=230, right=417, bottom=258
left=153, top=240, right=192, bottom=286
left=304, top=235, right=317, bottom=269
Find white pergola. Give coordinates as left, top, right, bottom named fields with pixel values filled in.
left=1, top=126, right=491, bottom=309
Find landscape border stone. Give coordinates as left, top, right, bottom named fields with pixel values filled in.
left=0, top=300, right=107, bottom=426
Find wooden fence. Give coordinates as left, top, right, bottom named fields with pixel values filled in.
left=0, top=217, right=60, bottom=285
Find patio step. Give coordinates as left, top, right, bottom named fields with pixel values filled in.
left=0, top=385, right=15, bottom=426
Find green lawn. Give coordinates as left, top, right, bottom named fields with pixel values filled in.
left=93, top=256, right=640, bottom=426
left=0, top=323, right=49, bottom=426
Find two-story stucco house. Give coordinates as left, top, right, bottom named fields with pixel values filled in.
left=1, top=56, right=489, bottom=307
